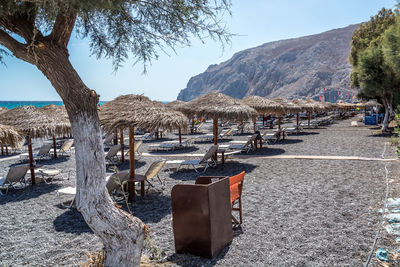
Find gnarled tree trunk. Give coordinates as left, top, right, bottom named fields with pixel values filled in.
left=32, top=40, right=145, bottom=266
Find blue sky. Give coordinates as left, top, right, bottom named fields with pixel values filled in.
left=0, top=0, right=396, bottom=101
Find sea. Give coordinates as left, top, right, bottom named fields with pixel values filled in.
left=0, top=101, right=108, bottom=109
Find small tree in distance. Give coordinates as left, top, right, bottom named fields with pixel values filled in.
left=0, top=1, right=231, bottom=265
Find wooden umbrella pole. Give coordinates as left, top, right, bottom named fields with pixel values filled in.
left=253, top=118, right=258, bottom=150
left=308, top=111, right=311, bottom=129
left=296, top=113, right=299, bottom=126
left=5, top=145, right=8, bottom=155
left=213, top=117, right=218, bottom=160
left=191, top=116, right=195, bottom=133
left=27, top=135, right=35, bottom=185
left=1, top=144, right=3, bottom=155
left=113, top=129, right=118, bottom=145
left=178, top=127, right=182, bottom=145
left=128, top=126, right=135, bottom=201
left=278, top=115, right=281, bottom=139
left=53, top=135, right=57, bottom=158
left=120, top=128, right=124, bottom=162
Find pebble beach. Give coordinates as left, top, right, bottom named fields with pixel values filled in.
left=0, top=114, right=399, bottom=266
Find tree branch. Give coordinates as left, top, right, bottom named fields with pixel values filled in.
left=49, top=9, right=77, bottom=48
left=0, top=29, right=34, bottom=64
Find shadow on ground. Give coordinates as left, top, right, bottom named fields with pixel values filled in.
left=53, top=208, right=93, bottom=234
left=168, top=162, right=258, bottom=181
left=168, top=243, right=231, bottom=267
left=0, top=183, right=60, bottom=204
left=131, top=194, right=172, bottom=223
left=148, top=146, right=199, bottom=154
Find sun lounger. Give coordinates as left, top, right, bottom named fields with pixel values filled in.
left=219, top=127, right=235, bottom=139
left=20, top=143, right=52, bottom=162
left=50, top=139, right=74, bottom=156
left=177, top=145, right=219, bottom=173
left=124, top=140, right=142, bottom=158
left=219, top=134, right=257, bottom=153
left=194, top=122, right=204, bottom=133
left=0, top=164, right=29, bottom=195
left=148, top=137, right=196, bottom=151
left=34, top=168, right=64, bottom=184
left=133, top=160, right=167, bottom=195
left=105, top=144, right=121, bottom=165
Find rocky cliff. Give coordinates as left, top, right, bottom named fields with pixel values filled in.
left=177, top=24, right=359, bottom=101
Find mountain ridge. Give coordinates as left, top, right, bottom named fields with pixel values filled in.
left=177, top=24, right=359, bottom=102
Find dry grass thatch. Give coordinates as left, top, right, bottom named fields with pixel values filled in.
left=0, top=107, right=8, bottom=115
left=165, top=100, right=186, bottom=111
left=357, top=100, right=382, bottom=108
left=272, top=98, right=303, bottom=113
left=40, top=104, right=70, bottom=124
left=0, top=124, right=25, bottom=148
left=99, top=94, right=188, bottom=133
left=178, top=92, right=257, bottom=121
left=0, top=105, right=71, bottom=138
left=241, top=96, right=285, bottom=115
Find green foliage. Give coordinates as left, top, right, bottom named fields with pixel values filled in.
left=0, top=0, right=232, bottom=70
left=349, top=8, right=397, bottom=88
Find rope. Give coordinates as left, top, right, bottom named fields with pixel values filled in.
left=364, top=143, right=390, bottom=267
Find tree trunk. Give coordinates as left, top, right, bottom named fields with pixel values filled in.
left=34, top=42, right=144, bottom=266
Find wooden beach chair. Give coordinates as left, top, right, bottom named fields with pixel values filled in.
left=0, top=164, right=29, bottom=195
left=106, top=170, right=130, bottom=202
left=177, top=145, right=219, bottom=173
left=229, top=171, right=245, bottom=225
left=194, top=122, right=204, bottom=133
left=148, top=137, right=196, bottom=151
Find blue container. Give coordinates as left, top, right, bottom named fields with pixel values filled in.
left=365, top=114, right=377, bottom=125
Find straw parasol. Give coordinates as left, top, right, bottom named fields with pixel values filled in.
left=165, top=100, right=186, bottom=111
left=40, top=104, right=71, bottom=158
left=271, top=98, right=302, bottom=132
left=0, top=105, right=72, bottom=184
left=99, top=94, right=188, bottom=199
left=241, top=96, right=285, bottom=116
left=241, top=96, right=284, bottom=135
left=179, top=92, right=257, bottom=149
left=0, top=124, right=25, bottom=155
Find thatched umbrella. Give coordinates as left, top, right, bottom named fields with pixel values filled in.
left=241, top=96, right=284, bottom=128
left=0, top=124, right=25, bottom=155
left=40, top=104, right=71, bottom=158
left=271, top=98, right=302, bottom=134
left=179, top=92, right=257, bottom=152
left=100, top=94, right=188, bottom=199
left=0, top=106, right=71, bottom=184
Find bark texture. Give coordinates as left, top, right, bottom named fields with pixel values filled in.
left=36, top=43, right=145, bottom=266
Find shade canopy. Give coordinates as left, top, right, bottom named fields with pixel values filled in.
left=272, top=98, right=302, bottom=113
left=241, top=96, right=285, bottom=116
left=0, top=105, right=71, bottom=138
left=179, top=92, right=257, bottom=121
left=165, top=100, right=187, bottom=111
left=99, top=94, right=188, bottom=133
left=0, top=124, right=25, bottom=148
left=357, top=100, right=382, bottom=109
left=40, top=104, right=71, bottom=124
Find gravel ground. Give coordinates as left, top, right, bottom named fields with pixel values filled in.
left=0, top=114, right=398, bottom=266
